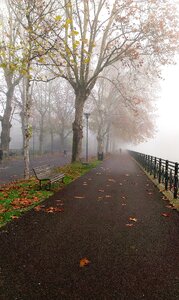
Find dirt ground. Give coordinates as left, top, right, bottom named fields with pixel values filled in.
left=0, top=153, right=179, bottom=299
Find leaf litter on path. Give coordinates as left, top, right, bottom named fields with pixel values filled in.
left=108, top=178, right=116, bottom=183
left=79, top=258, right=90, bottom=267
left=129, top=217, right=138, bottom=222
left=161, top=212, right=170, bottom=217
left=34, top=205, right=64, bottom=213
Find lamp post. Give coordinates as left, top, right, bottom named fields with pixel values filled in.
left=84, top=113, right=90, bottom=162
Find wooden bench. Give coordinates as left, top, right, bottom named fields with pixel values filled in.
left=79, top=158, right=89, bottom=165
left=32, top=165, right=65, bottom=189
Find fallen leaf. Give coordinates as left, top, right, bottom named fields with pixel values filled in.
left=98, top=190, right=104, bottom=192
left=165, top=205, right=174, bottom=209
left=121, top=196, right=126, bottom=200
left=105, top=195, right=112, bottom=198
left=161, top=213, right=170, bottom=217
left=11, top=215, right=19, bottom=220
left=122, top=203, right=126, bottom=206
left=80, top=257, right=90, bottom=267
left=125, top=174, right=130, bottom=177
left=129, top=217, right=137, bottom=222
left=34, top=205, right=42, bottom=211
left=108, top=178, right=116, bottom=182
left=126, top=223, right=134, bottom=227
left=74, top=196, right=85, bottom=199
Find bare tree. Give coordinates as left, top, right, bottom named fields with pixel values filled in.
left=0, top=4, right=22, bottom=155
left=49, top=0, right=179, bottom=161
left=90, top=64, right=158, bottom=152
left=8, top=0, right=62, bottom=178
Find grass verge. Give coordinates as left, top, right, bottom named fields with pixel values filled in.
left=0, top=160, right=101, bottom=228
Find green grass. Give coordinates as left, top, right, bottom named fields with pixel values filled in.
left=0, top=160, right=101, bottom=228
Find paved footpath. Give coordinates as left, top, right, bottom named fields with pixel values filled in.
left=1, top=154, right=179, bottom=300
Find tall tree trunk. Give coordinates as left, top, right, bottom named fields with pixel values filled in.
left=72, top=90, right=86, bottom=162
left=50, top=129, right=54, bottom=153
left=97, top=134, right=104, bottom=153
left=24, top=76, right=32, bottom=179
left=0, top=88, right=14, bottom=155
left=59, top=132, right=65, bottom=152
left=20, top=110, right=25, bottom=154
left=105, top=124, right=110, bottom=153
left=39, top=117, right=44, bottom=155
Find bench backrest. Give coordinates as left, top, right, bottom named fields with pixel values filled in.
left=33, top=165, right=54, bottom=177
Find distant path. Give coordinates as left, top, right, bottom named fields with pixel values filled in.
left=0, top=153, right=70, bottom=185
left=1, top=153, right=179, bottom=299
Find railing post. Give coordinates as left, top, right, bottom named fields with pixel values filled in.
left=165, top=160, right=169, bottom=190
left=169, top=169, right=172, bottom=191
left=147, top=155, right=150, bottom=172
left=150, top=156, right=153, bottom=175
left=154, top=157, right=157, bottom=178
left=174, top=163, right=178, bottom=199
left=159, top=158, right=162, bottom=184
left=144, top=155, right=147, bottom=170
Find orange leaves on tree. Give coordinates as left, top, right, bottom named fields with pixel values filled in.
left=79, top=258, right=90, bottom=267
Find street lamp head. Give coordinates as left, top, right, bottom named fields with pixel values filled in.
left=84, top=112, right=90, bottom=119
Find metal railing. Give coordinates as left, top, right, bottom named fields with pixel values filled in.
left=129, top=150, right=179, bottom=199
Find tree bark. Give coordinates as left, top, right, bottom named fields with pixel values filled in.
left=24, top=76, right=31, bottom=179
left=72, top=90, right=87, bottom=162
left=97, top=134, right=104, bottom=153
left=59, top=132, right=65, bottom=152
left=50, top=129, right=54, bottom=153
left=0, top=88, right=14, bottom=155
left=105, top=124, right=110, bottom=153
left=39, top=116, right=44, bottom=155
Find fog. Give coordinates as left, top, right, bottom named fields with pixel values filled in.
left=131, top=63, right=179, bottom=162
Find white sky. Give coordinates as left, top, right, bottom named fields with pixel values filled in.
left=131, top=62, right=179, bottom=162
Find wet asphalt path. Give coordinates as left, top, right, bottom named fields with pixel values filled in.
left=0, top=154, right=179, bottom=299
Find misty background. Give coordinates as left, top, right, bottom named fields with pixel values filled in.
left=9, top=62, right=179, bottom=162
left=131, top=63, right=179, bottom=162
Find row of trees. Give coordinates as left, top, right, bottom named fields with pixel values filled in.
left=0, top=0, right=179, bottom=178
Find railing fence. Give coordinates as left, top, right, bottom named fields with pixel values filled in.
left=129, top=151, right=178, bottom=199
